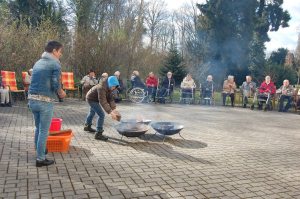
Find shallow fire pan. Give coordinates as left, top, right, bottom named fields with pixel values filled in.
left=151, top=122, right=184, bottom=136
left=121, top=119, right=152, bottom=125
left=115, top=123, right=150, bottom=137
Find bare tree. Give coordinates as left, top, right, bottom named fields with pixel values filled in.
left=144, top=0, right=169, bottom=50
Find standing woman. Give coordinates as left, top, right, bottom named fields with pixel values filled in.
left=28, top=41, right=66, bottom=167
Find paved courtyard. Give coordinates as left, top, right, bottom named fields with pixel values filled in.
left=0, top=99, right=300, bottom=199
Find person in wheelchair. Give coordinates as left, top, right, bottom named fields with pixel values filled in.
left=157, top=71, right=175, bottom=104
left=113, top=71, right=125, bottom=103
left=145, top=72, right=158, bottom=102
left=201, top=75, right=214, bottom=105
left=222, top=75, right=236, bottom=107
left=277, top=79, right=294, bottom=112
left=257, top=76, right=276, bottom=111
left=296, top=88, right=300, bottom=110
left=128, top=70, right=148, bottom=103
left=180, top=74, right=196, bottom=103
left=241, top=75, right=256, bottom=108
left=131, top=70, right=145, bottom=89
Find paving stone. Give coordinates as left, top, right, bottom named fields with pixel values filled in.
left=0, top=100, right=300, bottom=198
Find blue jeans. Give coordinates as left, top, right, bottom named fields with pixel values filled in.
left=29, top=100, right=54, bottom=161
left=85, top=101, right=105, bottom=131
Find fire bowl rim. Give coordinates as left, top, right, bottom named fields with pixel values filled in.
left=115, top=123, right=150, bottom=137
left=150, top=121, right=184, bottom=135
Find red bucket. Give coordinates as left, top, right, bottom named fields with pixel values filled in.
left=49, top=118, right=63, bottom=131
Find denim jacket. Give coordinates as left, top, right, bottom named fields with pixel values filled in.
left=29, top=52, right=61, bottom=99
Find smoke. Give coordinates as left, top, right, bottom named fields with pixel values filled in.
left=186, top=0, right=255, bottom=86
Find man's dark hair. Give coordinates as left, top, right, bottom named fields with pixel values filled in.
left=89, top=69, right=95, bottom=73
left=45, top=40, right=63, bottom=53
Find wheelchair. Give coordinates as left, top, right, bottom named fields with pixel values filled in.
left=179, top=88, right=195, bottom=104
left=200, top=90, right=214, bottom=105
left=127, top=86, right=158, bottom=103
left=156, top=88, right=173, bottom=104
left=252, top=91, right=274, bottom=111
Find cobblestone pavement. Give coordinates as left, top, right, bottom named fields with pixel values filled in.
left=0, top=99, right=300, bottom=199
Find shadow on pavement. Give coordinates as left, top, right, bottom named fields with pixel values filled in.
left=128, top=142, right=213, bottom=165
left=140, top=134, right=208, bottom=149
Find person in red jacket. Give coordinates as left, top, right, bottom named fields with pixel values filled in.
left=146, top=72, right=158, bottom=102
left=256, top=75, right=276, bottom=110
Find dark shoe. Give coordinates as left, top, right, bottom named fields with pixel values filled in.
left=36, top=159, right=55, bottom=167
left=250, top=105, right=254, bottom=110
left=95, top=130, right=108, bottom=141
left=84, top=124, right=96, bottom=133
left=6, top=103, right=12, bottom=107
left=0, top=104, right=4, bottom=107
left=243, top=104, right=246, bottom=108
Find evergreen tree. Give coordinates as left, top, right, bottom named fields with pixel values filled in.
left=193, top=0, right=290, bottom=82
left=160, top=44, right=186, bottom=85
left=269, top=48, right=288, bottom=65
left=256, top=48, right=297, bottom=87
left=6, top=0, right=67, bottom=30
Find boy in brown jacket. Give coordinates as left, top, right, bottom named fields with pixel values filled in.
left=84, top=76, right=121, bottom=141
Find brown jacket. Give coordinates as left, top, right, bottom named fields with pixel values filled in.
left=222, top=80, right=237, bottom=94
left=86, top=80, right=116, bottom=114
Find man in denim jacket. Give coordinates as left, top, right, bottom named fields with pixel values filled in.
left=28, top=41, right=66, bottom=167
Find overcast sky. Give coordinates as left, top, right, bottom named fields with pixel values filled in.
left=165, top=0, right=300, bottom=53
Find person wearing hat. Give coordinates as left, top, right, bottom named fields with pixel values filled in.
left=84, top=76, right=121, bottom=141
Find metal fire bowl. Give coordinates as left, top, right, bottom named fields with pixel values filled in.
left=151, top=122, right=184, bottom=135
left=115, top=123, right=150, bottom=137
left=121, top=119, right=152, bottom=125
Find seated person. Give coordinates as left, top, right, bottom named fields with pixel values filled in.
left=0, top=82, right=11, bottom=107
left=222, top=75, right=236, bottom=107
left=131, top=70, right=145, bottom=88
left=201, top=75, right=214, bottom=105
left=180, top=74, right=196, bottom=100
left=24, top=68, right=33, bottom=88
left=145, top=72, right=158, bottom=102
left=80, top=69, right=98, bottom=100
left=257, top=75, right=276, bottom=110
left=99, top=72, right=108, bottom=83
left=158, top=71, right=175, bottom=103
left=240, top=75, right=256, bottom=108
left=113, top=71, right=125, bottom=102
left=277, top=79, right=294, bottom=112
left=296, top=89, right=300, bottom=110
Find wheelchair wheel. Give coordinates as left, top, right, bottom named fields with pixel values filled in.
left=129, top=87, right=145, bottom=103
